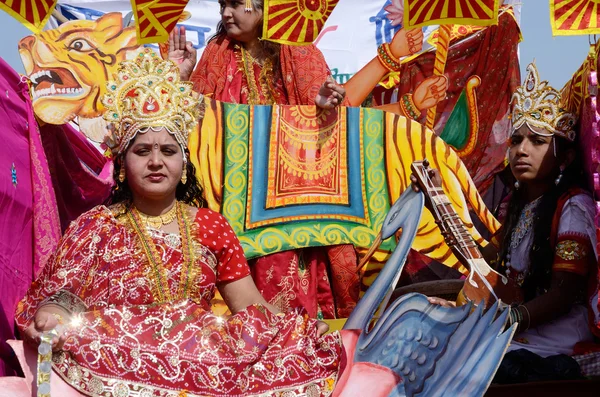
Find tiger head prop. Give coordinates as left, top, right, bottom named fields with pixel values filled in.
left=19, top=13, right=140, bottom=125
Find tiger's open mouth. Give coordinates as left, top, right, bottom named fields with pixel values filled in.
left=30, top=67, right=84, bottom=100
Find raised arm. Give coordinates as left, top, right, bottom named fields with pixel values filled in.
left=344, top=28, right=424, bottom=106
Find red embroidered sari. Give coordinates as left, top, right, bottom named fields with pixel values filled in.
left=190, top=36, right=358, bottom=319
left=16, top=205, right=342, bottom=396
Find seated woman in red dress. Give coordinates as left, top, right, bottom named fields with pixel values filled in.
left=15, top=49, right=342, bottom=396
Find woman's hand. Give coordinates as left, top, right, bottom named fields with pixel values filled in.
left=413, top=75, right=449, bottom=111
left=316, top=320, right=329, bottom=337
left=390, top=28, right=424, bottom=59
left=427, top=296, right=457, bottom=308
left=219, top=276, right=332, bottom=337
left=168, top=26, right=197, bottom=81
left=23, top=307, right=69, bottom=352
left=315, top=76, right=346, bottom=109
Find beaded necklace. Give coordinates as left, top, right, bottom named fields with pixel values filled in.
left=126, top=201, right=197, bottom=302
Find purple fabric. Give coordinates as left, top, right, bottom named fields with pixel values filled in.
left=0, top=56, right=61, bottom=376
left=0, top=57, right=113, bottom=376
left=579, top=70, right=600, bottom=226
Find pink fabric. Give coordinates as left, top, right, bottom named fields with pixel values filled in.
left=0, top=332, right=399, bottom=396
left=334, top=330, right=402, bottom=397
left=0, top=341, right=84, bottom=397
left=0, top=57, right=112, bottom=377
left=0, top=56, right=60, bottom=376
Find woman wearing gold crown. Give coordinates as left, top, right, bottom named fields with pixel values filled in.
left=15, top=49, right=343, bottom=396
left=493, top=63, right=597, bottom=359
left=424, top=62, right=599, bottom=379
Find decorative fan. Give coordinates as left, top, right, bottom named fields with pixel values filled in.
left=262, top=0, right=340, bottom=46
left=550, top=0, right=600, bottom=36
left=0, top=0, right=56, bottom=33
left=131, top=0, right=189, bottom=44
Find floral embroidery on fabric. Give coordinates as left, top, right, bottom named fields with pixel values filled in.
left=505, top=197, right=542, bottom=282
left=509, top=196, right=541, bottom=254
left=556, top=240, right=588, bottom=261
left=16, top=205, right=341, bottom=396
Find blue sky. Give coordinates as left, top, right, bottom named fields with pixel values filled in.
left=0, top=2, right=593, bottom=89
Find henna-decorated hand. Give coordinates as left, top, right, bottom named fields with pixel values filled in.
left=413, top=75, right=449, bottom=111
left=390, top=28, right=424, bottom=59
left=24, top=309, right=69, bottom=352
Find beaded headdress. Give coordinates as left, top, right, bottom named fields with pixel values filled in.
left=101, top=48, right=202, bottom=156
left=511, top=62, right=577, bottom=141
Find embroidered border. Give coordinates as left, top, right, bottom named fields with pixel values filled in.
left=40, top=290, right=87, bottom=315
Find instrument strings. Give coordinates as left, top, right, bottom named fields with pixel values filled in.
left=422, top=166, right=499, bottom=300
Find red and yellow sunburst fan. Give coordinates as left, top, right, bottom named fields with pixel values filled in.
left=130, top=0, right=189, bottom=45
left=550, top=0, right=600, bottom=36
left=403, top=0, right=500, bottom=29
left=262, top=0, right=340, bottom=46
left=0, top=0, right=56, bottom=33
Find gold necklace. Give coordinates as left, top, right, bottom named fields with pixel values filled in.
left=238, top=46, right=276, bottom=105
left=127, top=201, right=199, bottom=302
left=137, top=204, right=178, bottom=229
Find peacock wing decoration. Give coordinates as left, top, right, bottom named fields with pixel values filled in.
left=343, top=186, right=516, bottom=397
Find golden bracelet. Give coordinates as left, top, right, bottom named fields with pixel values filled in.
left=400, top=94, right=420, bottom=121
left=377, top=43, right=401, bottom=72
left=51, top=312, right=64, bottom=325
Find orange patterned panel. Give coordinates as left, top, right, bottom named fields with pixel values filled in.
left=266, top=106, right=348, bottom=208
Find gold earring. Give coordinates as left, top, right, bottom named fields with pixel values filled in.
left=118, top=165, right=126, bottom=183
left=181, top=163, right=187, bottom=185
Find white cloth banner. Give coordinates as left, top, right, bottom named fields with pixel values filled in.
left=52, top=0, right=520, bottom=85
left=53, top=0, right=412, bottom=84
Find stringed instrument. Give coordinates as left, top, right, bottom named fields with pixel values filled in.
left=411, top=160, right=523, bottom=309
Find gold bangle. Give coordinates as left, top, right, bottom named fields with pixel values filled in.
left=377, top=43, right=401, bottom=72
left=400, top=94, right=421, bottom=121
left=51, top=312, right=64, bottom=325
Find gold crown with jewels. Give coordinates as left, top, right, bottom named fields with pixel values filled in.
left=101, top=48, right=202, bottom=155
left=511, top=62, right=577, bottom=141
